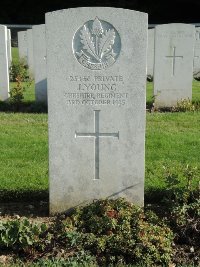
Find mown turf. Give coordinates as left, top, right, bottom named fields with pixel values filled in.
left=0, top=113, right=48, bottom=198
left=146, top=81, right=154, bottom=106
left=193, top=79, right=200, bottom=102
left=0, top=111, right=199, bottom=201
left=145, top=112, right=200, bottom=200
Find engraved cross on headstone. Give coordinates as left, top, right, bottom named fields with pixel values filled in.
left=165, top=46, right=183, bottom=76
left=75, top=110, right=119, bottom=180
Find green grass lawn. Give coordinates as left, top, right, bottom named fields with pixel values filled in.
left=146, top=81, right=154, bottom=105
left=0, top=111, right=199, bottom=201
left=145, top=112, right=200, bottom=199
left=0, top=113, right=48, bottom=200
left=193, top=79, right=200, bottom=102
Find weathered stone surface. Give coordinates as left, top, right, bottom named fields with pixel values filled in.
left=18, top=31, right=28, bottom=61
left=193, top=27, right=200, bottom=76
left=27, top=29, right=34, bottom=76
left=33, top=24, right=47, bottom=103
left=7, top=29, right=12, bottom=67
left=154, top=23, right=195, bottom=107
left=147, top=28, right=155, bottom=77
left=46, top=7, right=147, bottom=214
left=0, top=25, right=9, bottom=101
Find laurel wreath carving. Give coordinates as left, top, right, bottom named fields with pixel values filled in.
left=79, top=18, right=116, bottom=62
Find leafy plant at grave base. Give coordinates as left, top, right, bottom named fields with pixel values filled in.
left=9, top=75, right=33, bottom=105
left=172, top=98, right=200, bottom=112
left=9, top=59, right=30, bottom=82
left=29, top=252, right=98, bottom=267
left=62, top=198, right=174, bottom=266
left=9, top=59, right=33, bottom=105
left=0, top=199, right=172, bottom=266
left=162, top=164, right=200, bottom=247
left=9, top=75, right=25, bottom=104
left=162, top=164, right=199, bottom=206
left=172, top=98, right=197, bottom=112
left=0, top=219, right=49, bottom=252
left=149, top=95, right=200, bottom=112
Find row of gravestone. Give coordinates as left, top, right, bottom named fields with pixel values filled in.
left=18, top=22, right=199, bottom=108
left=18, top=25, right=47, bottom=103
left=0, top=25, right=12, bottom=101
left=148, top=24, right=199, bottom=107
left=0, top=8, right=198, bottom=214
left=148, top=26, right=200, bottom=77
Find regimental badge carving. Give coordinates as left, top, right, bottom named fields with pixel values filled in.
left=73, top=17, right=121, bottom=70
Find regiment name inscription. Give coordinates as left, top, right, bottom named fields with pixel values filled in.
left=65, top=74, right=128, bottom=106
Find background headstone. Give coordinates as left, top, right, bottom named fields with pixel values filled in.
left=33, top=24, right=47, bottom=103
left=18, top=31, right=28, bottom=61
left=7, top=29, right=12, bottom=67
left=46, top=7, right=147, bottom=214
left=0, top=25, right=9, bottom=101
left=147, top=28, right=155, bottom=78
left=27, top=29, right=34, bottom=76
left=154, top=23, right=195, bottom=107
left=193, top=27, right=200, bottom=76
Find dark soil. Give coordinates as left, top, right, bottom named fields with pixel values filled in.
left=0, top=201, right=49, bottom=217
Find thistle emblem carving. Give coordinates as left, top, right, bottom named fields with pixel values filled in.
left=73, top=17, right=121, bottom=70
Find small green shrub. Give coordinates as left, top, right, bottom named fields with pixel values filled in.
left=62, top=198, right=174, bottom=266
left=171, top=200, right=200, bottom=245
left=0, top=219, right=48, bottom=251
left=9, top=59, right=30, bottom=82
left=162, top=164, right=200, bottom=247
left=9, top=76, right=33, bottom=105
left=162, top=164, right=199, bottom=206
left=30, top=252, right=97, bottom=266
left=173, top=98, right=197, bottom=112
left=9, top=76, right=25, bottom=104
left=152, top=97, right=200, bottom=112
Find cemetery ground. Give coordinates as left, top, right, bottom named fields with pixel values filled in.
left=0, top=49, right=199, bottom=266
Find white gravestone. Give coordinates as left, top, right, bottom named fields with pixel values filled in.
left=33, top=24, right=47, bottom=103
left=0, top=25, right=9, bottom=101
left=7, top=29, right=12, bottom=67
left=18, top=31, right=28, bottom=61
left=154, top=23, right=195, bottom=107
left=27, top=29, right=34, bottom=76
left=46, top=7, right=148, bottom=214
left=193, top=27, right=200, bottom=75
left=147, top=28, right=155, bottom=77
